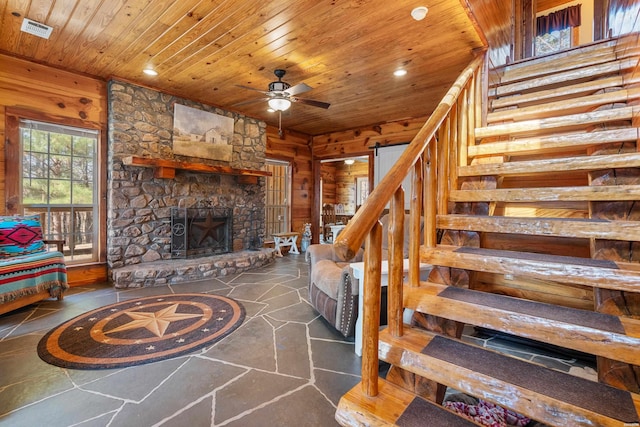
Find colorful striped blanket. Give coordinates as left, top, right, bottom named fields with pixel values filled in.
left=0, top=250, right=68, bottom=304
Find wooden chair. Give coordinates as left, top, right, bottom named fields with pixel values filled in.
left=322, top=204, right=336, bottom=242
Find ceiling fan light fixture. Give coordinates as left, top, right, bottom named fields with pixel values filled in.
left=411, top=6, right=429, bottom=21
left=268, top=97, right=291, bottom=111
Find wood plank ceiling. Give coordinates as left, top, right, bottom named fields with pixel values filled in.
left=0, top=0, right=485, bottom=136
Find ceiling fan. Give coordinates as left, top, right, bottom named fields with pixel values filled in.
left=235, top=69, right=331, bottom=112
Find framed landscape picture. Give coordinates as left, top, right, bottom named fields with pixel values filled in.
left=173, top=104, right=234, bottom=162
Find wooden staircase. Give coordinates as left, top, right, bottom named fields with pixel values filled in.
left=335, top=34, right=640, bottom=426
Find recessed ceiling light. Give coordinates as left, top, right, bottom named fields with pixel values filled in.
left=143, top=68, right=158, bottom=76
left=411, top=6, right=429, bottom=21
left=394, top=69, right=408, bottom=77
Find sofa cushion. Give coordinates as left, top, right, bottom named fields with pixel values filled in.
left=0, top=215, right=45, bottom=259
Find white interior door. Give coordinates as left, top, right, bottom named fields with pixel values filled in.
left=374, top=144, right=411, bottom=210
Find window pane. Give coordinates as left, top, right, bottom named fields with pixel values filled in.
left=73, top=136, right=94, bottom=156
left=29, top=130, right=49, bottom=153
left=72, top=157, right=93, bottom=181
left=23, top=152, right=48, bottom=178
left=50, top=155, right=72, bottom=179
left=20, top=119, right=99, bottom=263
left=535, top=28, right=571, bottom=56
left=49, top=132, right=72, bottom=155
left=50, top=180, right=71, bottom=204
left=22, top=178, right=49, bottom=204
left=72, top=181, right=94, bottom=204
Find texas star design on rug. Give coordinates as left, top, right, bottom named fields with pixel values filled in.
left=37, top=293, right=245, bottom=369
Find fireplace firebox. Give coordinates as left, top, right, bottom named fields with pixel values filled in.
left=171, top=207, right=232, bottom=258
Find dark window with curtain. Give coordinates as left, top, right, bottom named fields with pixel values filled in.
left=536, top=4, right=582, bottom=35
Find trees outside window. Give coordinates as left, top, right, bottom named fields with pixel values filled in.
left=16, top=119, right=99, bottom=263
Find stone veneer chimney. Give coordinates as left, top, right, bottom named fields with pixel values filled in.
left=107, top=80, right=268, bottom=283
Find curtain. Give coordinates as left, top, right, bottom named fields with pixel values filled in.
left=536, top=4, right=582, bottom=35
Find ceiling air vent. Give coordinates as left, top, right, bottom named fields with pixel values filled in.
left=20, top=18, right=53, bottom=39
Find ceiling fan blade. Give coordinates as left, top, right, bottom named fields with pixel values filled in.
left=285, top=82, right=312, bottom=96
left=291, top=97, right=331, bottom=109
left=232, top=97, right=269, bottom=107
left=235, top=84, right=269, bottom=94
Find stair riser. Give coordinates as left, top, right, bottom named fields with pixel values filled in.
left=420, top=246, right=640, bottom=292
left=469, top=128, right=639, bottom=158
left=459, top=152, right=640, bottom=178
left=476, top=106, right=635, bottom=139
left=437, top=215, right=640, bottom=241
left=404, top=284, right=640, bottom=365
left=491, top=59, right=637, bottom=97
left=379, top=333, right=636, bottom=427
left=488, top=87, right=640, bottom=123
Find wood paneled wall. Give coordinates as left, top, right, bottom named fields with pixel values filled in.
left=465, top=0, right=514, bottom=66
left=0, top=54, right=108, bottom=286
left=265, top=127, right=313, bottom=235
left=312, top=118, right=428, bottom=160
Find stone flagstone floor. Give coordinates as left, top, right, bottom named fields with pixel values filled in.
left=0, top=255, right=361, bottom=427
left=0, top=254, right=597, bottom=427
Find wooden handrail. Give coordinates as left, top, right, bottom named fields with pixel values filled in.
left=333, top=54, right=485, bottom=261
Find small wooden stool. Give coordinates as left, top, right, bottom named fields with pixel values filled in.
left=272, top=232, right=300, bottom=257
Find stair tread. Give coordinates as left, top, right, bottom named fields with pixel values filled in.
left=450, top=184, right=640, bottom=203
left=404, top=282, right=640, bottom=365
left=380, top=328, right=640, bottom=426
left=459, top=152, right=640, bottom=177
left=420, top=245, right=640, bottom=291
left=491, top=74, right=640, bottom=110
left=492, top=58, right=638, bottom=97
left=468, top=128, right=638, bottom=157
left=487, top=87, right=640, bottom=123
left=336, top=377, right=480, bottom=427
left=436, top=214, right=640, bottom=241
left=492, top=38, right=622, bottom=74
left=475, top=106, right=635, bottom=139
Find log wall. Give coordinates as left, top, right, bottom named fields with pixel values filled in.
left=0, top=54, right=108, bottom=286
left=265, top=127, right=313, bottom=236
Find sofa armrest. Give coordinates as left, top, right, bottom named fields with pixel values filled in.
left=305, top=244, right=337, bottom=264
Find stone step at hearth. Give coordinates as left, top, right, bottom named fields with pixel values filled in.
left=378, top=327, right=640, bottom=427
left=335, top=378, right=481, bottom=427
left=111, top=249, right=275, bottom=288
left=420, top=245, right=640, bottom=292
left=404, top=282, right=640, bottom=365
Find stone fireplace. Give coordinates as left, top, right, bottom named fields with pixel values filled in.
left=107, top=80, right=275, bottom=288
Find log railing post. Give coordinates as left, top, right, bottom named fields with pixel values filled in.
left=362, top=220, right=382, bottom=397
left=388, top=187, right=405, bottom=338
left=425, top=136, right=438, bottom=248
left=409, top=158, right=423, bottom=287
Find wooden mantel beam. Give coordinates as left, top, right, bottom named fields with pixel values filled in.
left=121, top=156, right=272, bottom=182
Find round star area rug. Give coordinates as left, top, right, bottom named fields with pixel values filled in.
left=37, top=293, right=245, bottom=369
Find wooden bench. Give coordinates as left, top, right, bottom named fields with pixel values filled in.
left=272, top=232, right=300, bottom=257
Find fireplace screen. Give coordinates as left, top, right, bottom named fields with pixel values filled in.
left=171, top=207, right=232, bottom=258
